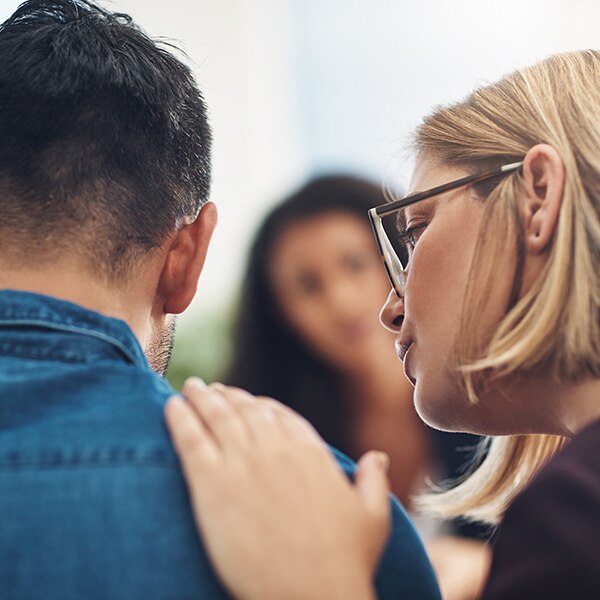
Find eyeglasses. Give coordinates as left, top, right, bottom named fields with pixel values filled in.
left=368, top=161, right=524, bottom=298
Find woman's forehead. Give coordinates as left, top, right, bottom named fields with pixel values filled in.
left=408, top=158, right=466, bottom=194
left=395, top=160, right=471, bottom=228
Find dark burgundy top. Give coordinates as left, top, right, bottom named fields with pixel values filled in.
left=482, top=418, right=600, bottom=599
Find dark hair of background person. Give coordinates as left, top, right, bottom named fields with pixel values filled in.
left=0, top=0, right=211, bottom=280
left=226, top=175, right=389, bottom=455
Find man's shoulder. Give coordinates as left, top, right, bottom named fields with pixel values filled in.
left=0, top=359, right=175, bottom=454
left=0, top=358, right=184, bottom=501
left=0, top=356, right=187, bottom=527
left=328, top=446, right=442, bottom=600
left=0, top=364, right=234, bottom=599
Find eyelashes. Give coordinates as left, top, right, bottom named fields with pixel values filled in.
left=397, top=223, right=427, bottom=254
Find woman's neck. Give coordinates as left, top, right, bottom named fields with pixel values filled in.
left=482, top=374, right=600, bottom=438
left=556, top=377, right=600, bottom=436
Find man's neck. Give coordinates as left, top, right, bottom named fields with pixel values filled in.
left=0, top=262, right=150, bottom=347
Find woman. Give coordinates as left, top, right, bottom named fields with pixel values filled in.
left=165, top=49, right=600, bottom=599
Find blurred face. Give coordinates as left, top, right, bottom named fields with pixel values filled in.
left=380, top=157, right=515, bottom=432
left=270, top=211, right=395, bottom=372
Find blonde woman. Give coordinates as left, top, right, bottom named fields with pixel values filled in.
left=165, top=49, right=600, bottom=599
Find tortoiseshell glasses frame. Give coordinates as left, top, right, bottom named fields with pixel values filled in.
left=368, top=161, right=524, bottom=297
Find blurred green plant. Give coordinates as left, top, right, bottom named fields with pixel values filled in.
left=166, top=304, right=234, bottom=391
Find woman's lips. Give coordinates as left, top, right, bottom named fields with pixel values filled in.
left=395, top=339, right=412, bottom=361
left=395, top=339, right=416, bottom=385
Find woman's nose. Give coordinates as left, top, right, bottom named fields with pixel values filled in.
left=379, top=288, right=404, bottom=333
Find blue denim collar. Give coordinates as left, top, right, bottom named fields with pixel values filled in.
left=0, top=289, right=148, bottom=368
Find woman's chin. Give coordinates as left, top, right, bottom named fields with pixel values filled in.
left=413, top=385, right=474, bottom=433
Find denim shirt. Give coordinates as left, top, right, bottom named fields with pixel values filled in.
left=0, top=290, right=440, bottom=600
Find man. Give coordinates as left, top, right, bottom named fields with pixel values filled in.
left=0, top=1, right=440, bottom=598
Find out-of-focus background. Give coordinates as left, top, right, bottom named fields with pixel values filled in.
left=2, top=0, right=598, bottom=387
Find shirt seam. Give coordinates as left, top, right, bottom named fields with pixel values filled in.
left=0, top=455, right=178, bottom=471
left=0, top=318, right=142, bottom=366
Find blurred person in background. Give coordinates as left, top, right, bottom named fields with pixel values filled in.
left=226, top=175, right=491, bottom=600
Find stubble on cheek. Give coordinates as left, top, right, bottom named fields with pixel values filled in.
left=145, top=316, right=177, bottom=377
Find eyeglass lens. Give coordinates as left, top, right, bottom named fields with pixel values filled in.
left=381, top=212, right=408, bottom=268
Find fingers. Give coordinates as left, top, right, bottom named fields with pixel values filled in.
left=164, top=395, right=219, bottom=474
left=172, top=377, right=332, bottom=474
left=185, top=378, right=326, bottom=446
left=256, top=396, right=327, bottom=446
left=182, top=378, right=252, bottom=449
left=211, top=384, right=280, bottom=440
left=355, top=451, right=392, bottom=536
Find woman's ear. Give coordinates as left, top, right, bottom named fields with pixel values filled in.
left=520, top=144, right=566, bottom=254
left=159, top=202, right=218, bottom=314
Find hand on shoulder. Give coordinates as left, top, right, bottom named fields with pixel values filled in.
left=165, top=378, right=391, bottom=600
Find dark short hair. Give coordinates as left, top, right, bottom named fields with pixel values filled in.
left=0, top=0, right=211, bottom=279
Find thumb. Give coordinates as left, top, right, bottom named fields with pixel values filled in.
left=355, top=451, right=391, bottom=528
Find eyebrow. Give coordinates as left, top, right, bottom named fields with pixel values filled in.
left=388, top=187, right=426, bottom=231
left=396, top=196, right=439, bottom=231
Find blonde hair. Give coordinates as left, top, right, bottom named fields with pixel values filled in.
left=415, top=50, right=600, bottom=524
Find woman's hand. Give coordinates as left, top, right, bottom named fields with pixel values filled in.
left=164, top=378, right=391, bottom=600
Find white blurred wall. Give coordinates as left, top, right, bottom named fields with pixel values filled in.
left=1, top=0, right=599, bottom=319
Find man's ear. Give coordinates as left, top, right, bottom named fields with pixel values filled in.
left=159, top=202, right=217, bottom=314
left=520, top=144, right=566, bottom=254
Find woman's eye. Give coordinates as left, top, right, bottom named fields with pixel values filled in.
left=407, top=225, right=425, bottom=246
left=399, top=224, right=427, bottom=257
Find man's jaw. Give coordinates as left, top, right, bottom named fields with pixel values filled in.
left=146, top=315, right=177, bottom=377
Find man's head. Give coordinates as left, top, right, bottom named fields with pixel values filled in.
left=0, top=0, right=217, bottom=373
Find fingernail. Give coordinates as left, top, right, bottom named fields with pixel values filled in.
left=374, top=452, right=390, bottom=472
left=263, top=405, right=276, bottom=422
left=165, top=395, right=186, bottom=413
left=186, top=376, right=207, bottom=390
